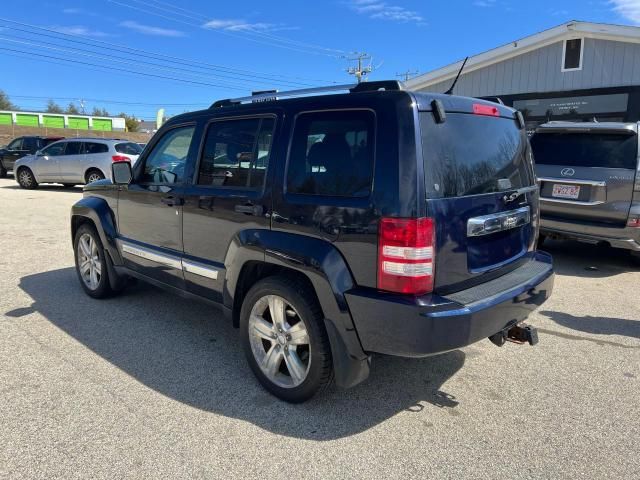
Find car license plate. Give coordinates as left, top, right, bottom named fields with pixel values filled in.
left=552, top=184, right=580, bottom=199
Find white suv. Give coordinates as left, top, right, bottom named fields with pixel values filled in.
left=15, top=138, right=142, bottom=189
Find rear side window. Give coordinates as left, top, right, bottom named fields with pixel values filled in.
left=287, top=110, right=374, bottom=197
left=198, top=117, right=275, bottom=188
left=531, top=132, right=638, bottom=169
left=84, top=142, right=109, bottom=154
left=421, top=112, right=534, bottom=198
left=64, top=142, right=83, bottom=156
left=115, top=142, right=143, bottom=155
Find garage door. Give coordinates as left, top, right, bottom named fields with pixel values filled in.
left=43, top=115, right=65, bottom=129
left=68, top=117, right=89, bottom=130
left=0, top=113, right=11, bottom=125
left=15, top=114, right=39, bottom=127
left=92, top=118, right=112, bottom=131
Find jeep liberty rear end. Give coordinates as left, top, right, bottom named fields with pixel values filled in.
left=346, top=94, right=553, bottom=357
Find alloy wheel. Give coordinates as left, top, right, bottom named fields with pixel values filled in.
left=87, top=172, right=102, bottom=183
left=76, top=233, right=102, bottom=290
left=248, top=294, right=311, bottom=388
left=18, top=170, right=33, bottom=187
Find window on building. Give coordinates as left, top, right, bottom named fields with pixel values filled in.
left=198, top=117, right=275, bottom=189
left=563, top=39, right=583, bottom=71
left=286, top=110, right=375, bottom=197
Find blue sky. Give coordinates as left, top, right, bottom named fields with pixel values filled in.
left=1, top=0, right=639, bottom=119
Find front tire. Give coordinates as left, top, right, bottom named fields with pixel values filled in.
left=85, top=169, right=105, bottom=184
left=17, top=167, right=38, bottom=189
left=73, top=224, right=113, bottom=299
left=240, top=277, right=333, bottom=403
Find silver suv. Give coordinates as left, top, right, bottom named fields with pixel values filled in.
left=531, top=122, right=640, bottom=262
left=15, top=138, right=142, bottom=189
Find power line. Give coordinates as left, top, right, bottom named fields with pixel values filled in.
left=8, top=95, right=208, bottom=107
left=139, top=0, right=346, bottom=55
left=0, top=32, right=292, bottom=91
left=112, top=0, right=345, bottom=57
left=344, top=52, right=373, bottom=83
left=0, top=17, right=334, bottom=85
left=396, top=70, right=419, bottom=82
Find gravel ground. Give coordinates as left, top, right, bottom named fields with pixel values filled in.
left=0, top=177, right=638, bottom=479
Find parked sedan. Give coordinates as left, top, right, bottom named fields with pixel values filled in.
left=0, top=136, right=64, bottom=177
left=14, top=138, right=142, bottom=189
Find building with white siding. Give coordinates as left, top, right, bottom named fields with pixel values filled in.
left=406, top=21, right=640, bottom=130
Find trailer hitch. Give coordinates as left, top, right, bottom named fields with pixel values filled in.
left=489, top=324, right=539, bottom=347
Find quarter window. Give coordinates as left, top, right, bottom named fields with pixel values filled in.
left=115, top=142, right=143, bottom=155
left=141, top=126, right=195, bottom=184
left=287, top=110, right=375, bottom=197
left=198, top=117, right=275, bottom=188
left=84, top=142, right=109, bottom=154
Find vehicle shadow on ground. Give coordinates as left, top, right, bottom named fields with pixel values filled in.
left=541, top=239, right=639, bottom=278
left=13, top=267, right=466, bottom=440
left=540, top=310, right=640, bottom=340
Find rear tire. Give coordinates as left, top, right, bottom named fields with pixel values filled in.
left=630, top=251, right=640, bottom=267
left=240, top=276, right=333, bottom=403
left=62, top=183, right=76, bottom=188
left=85, top=169, right=105, bottom=184
left=17, top=167, right=38, bottom=189
left=0, top=164, right=7, bottom=178
left=73, top=224, right=114, bottom=299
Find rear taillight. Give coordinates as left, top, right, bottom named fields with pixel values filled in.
left=473, top=103, right=500, bottom=117
left=627, top=216, right=640, bottom=228
left=112, top=155, right=130, bottom=162
left=378, top=217, right=435, bottom=295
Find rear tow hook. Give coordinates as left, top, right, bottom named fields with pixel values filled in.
left=489, top=324, right=539, bottom=347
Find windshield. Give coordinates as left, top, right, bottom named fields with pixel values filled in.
left=421, top=112, right=534, bottom=198
left=531, top=132, right=638, bottom=169
left=115, top=142, right=143, bottom=155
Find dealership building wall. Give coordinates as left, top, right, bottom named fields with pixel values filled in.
left=406, top=21, right=640, bottom=131
left=0, top=111, right=126, bottom=131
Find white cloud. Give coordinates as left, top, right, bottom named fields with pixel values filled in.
left=50, top=25, right=111, bottom=37
left=120, top=20, right=185, bottom=37
left=202, top=19, right=296, bottom=32
left=473, top=0, right=497, bottom=7
left=348, top=0, right=425, bottom=25
left=610, top=0, right=640, bottom=23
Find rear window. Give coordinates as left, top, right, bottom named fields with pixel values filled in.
left=115, top=142, right=143, bottom=155
left=530, top=132, right=638, bottom=169
left=421, top=112, right=534, bottom=198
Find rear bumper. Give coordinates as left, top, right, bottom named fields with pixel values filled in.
left=541, top=217, right=640, bottom=251
left=345, top=252, right=554, bottom=357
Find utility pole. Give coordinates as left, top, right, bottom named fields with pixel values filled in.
left=396, top=70, right=419, bottom=82
left=78, top=98, right=85, bottom=115
left=344, top=52, right=373, bottom=83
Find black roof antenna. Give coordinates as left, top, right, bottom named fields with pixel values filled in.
left=444, top=57, right=469, bottom=95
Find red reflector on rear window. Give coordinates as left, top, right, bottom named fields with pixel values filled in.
left=473, top=104, right=500, bottom=117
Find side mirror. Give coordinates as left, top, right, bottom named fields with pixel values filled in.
left=36, top=150, right=44, bottom=156
left=112, top=161, right=133, bottom=185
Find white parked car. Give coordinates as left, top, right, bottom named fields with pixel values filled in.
left=14, top=138, right=142, bottom=189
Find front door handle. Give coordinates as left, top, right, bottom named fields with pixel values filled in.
left=161, top=196, right=184, bottom=207
left=235, top=204, right=264, bottom=215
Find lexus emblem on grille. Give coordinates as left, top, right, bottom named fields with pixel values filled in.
left=561, top=168, right=575, bottom=177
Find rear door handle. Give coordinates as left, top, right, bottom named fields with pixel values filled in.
left=161, top=196, right=184, bottom=207
left=235, top=204, right=264, bottom=215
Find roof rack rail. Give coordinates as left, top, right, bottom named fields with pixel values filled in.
left=210, top=80, right=405, bottom=108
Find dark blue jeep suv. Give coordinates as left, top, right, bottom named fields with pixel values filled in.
left=70, top=81, right=554, bottom=402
